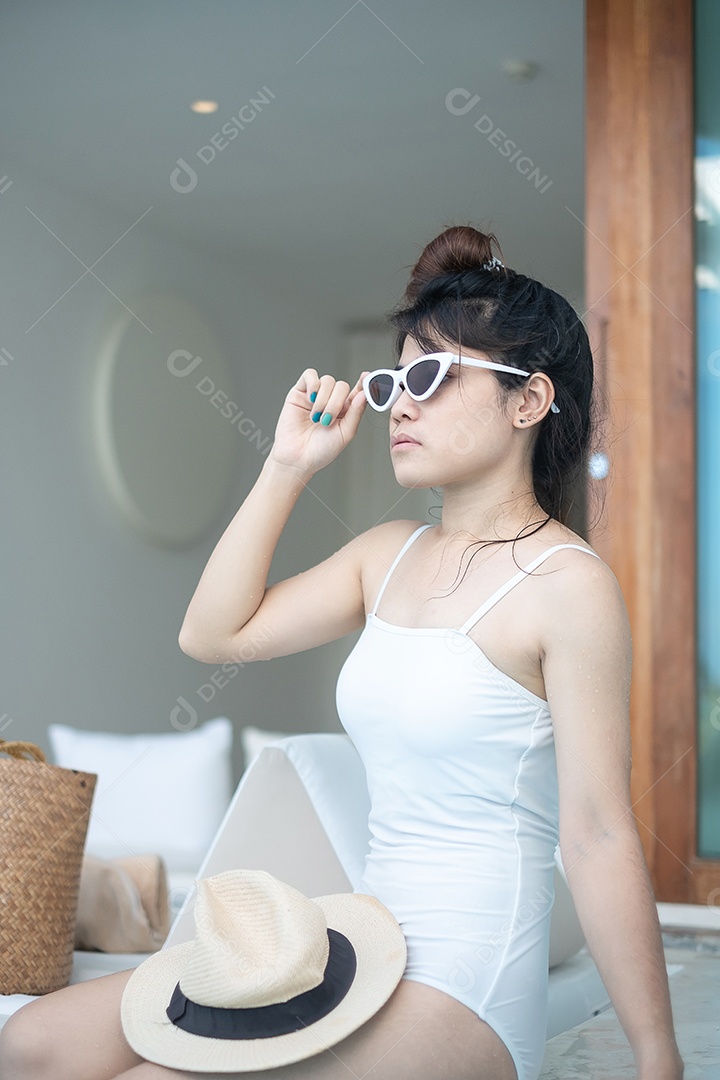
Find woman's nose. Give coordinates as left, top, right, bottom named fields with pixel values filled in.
left=390, top=383, right=419, bottom=421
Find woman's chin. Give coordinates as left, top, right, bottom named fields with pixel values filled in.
left=390, top=461, right=438, bottom=489
left=395, top=479, right=431, bottom=491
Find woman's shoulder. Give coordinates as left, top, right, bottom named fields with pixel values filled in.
left=516, top=521, right=624, bottom=612
left=358, top=519, right=430, bottom=555
left=353, top=521, right=430, bottom=617
left=531, top=521, right=600, bottom=559
left=532, top=522, right=616, bottom=579
left=528, top=523, right=626, bottom=621
left=354, top=519, right=430, bottom=578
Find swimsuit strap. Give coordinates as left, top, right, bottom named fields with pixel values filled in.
left=371, top=524, right=433, bottom=616
left=458, top=543, right=602, bottom=635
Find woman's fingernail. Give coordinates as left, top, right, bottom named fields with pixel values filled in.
left=310, top=391, right=317, bottom=403
left=321, top=413, right=332, bottom=426
left=312, top=411, right=322, bottom=423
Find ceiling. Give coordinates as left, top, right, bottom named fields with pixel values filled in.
left=1, top=0, right=586, bottom=320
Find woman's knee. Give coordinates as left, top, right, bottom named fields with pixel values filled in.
left=0, top=968, right=140, bottom=1080
left=0, top=1003, right=55, bottom=1080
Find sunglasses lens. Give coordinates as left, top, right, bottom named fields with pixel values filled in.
left=368, top=373, right=395, bottom=407
left=406, top=358, right=441, bottom=397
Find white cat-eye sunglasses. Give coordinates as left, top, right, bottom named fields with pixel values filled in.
left=362, top=352, right=560, bottom=414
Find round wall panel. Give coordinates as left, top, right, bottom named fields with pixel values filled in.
left=94, top=295, right=239, bottom=547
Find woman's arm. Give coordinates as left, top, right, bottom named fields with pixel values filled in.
left=541, top=555, right=684, bottom=1080
left=179, top=367, right=369, bottom=662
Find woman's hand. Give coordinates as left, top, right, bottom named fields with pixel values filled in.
left=268, top=368, right=369, bottom=478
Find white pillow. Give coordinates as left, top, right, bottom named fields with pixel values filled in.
left=239, top=724, right=288, bottom=770
left=48, top=718, right=233, bottom=874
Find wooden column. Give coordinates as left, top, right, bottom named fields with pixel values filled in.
left=586, top=0, right=718, bottom=902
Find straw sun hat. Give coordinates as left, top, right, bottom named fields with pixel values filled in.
left=120, top=869, right=408, bottom=1073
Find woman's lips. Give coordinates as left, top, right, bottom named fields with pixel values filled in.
left=391, top=434, right=421, bottom=449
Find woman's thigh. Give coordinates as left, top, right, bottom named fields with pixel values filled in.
left=0, top=967, right=142, bottom=1080
left=0, top=973, right=518, bottom=1080
left=118, top=978, right=518, bottom=1080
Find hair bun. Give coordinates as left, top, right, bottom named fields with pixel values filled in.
left=405, top=225, right=504, bottom=303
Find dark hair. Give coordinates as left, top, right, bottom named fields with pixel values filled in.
left=386, top=225, right=603, bottom=590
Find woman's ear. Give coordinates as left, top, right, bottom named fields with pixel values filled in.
left=513, top=374, right=556, bottom=427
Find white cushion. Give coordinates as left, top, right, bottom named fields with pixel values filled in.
left=233, top=730, right=371, bottom=887
left=48, top=718, right=233, bottom=873
left=239, top=724, right=287, bottom=769
left=278, top=734, right=372, bottom=889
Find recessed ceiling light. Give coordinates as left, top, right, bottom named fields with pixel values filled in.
left=191, top=100, right=219, bottom=114
left=502, top=60, right=540, bottom=82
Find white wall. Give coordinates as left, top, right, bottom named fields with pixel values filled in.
left=0, top=168, right=415, bottom=783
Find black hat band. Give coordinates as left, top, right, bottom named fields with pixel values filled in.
left=166, top=928, right=357, bottom=1041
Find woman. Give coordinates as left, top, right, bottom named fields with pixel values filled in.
left=0, top=226, right=683, bottom=1080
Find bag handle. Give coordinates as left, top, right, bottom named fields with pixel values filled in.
left=0, top=739, right=47, bottom=764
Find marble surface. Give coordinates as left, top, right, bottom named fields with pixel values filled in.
left=539, top=934, right=720, bottom=1079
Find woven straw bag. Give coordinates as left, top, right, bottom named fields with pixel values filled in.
left=0, top=739, right=97, bottom=995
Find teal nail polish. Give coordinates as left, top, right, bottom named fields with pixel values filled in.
left=310, top=391, right=317, bottom=403
left=312, top=411, right=322, bottom=423
left=321, top=413, right=332, bottom=426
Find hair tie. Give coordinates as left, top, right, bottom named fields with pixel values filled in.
left=481, top=256, right=504, bottom=271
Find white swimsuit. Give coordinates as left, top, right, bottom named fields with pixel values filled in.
left=335, top=523, right=601, bottom=1080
